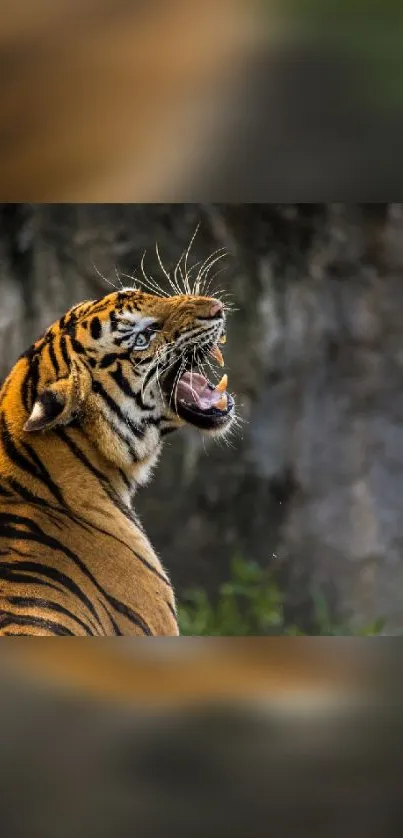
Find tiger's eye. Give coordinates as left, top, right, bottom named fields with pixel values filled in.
left=134, top=333, right=149, bottom=348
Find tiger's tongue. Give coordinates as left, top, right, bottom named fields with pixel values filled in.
left=177, top=372, right=224, bottom=410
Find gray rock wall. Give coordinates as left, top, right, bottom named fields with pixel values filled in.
left=1, top=203, right=402, bottom=630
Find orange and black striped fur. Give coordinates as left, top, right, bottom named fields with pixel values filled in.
left=0, top=286, right=234, bottom=635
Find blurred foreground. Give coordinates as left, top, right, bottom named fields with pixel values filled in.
left=1, top=1, right=403, bottom=200
left=0, top=0, right=259, bottom=201
left=1, top=639, right=403, bottom=838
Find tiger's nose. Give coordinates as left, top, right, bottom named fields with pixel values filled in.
left=209, top=300, right=224, bottom=318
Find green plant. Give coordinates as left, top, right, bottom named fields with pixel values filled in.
left=310, top=587, right=386, bottom=637
left=178, top=556, right=386, bottom=636
left=178, top=556, right=285, bottom=636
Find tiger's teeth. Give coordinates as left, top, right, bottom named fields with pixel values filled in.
left=216, top=374, right=228, bottom=393
left=219, top=335, right=227, bottom=345
left=216, top=394, right=228, bottom=410
left=210, top=345, right=225, bottom=367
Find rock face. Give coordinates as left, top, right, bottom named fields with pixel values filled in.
left=1, top=202, right=403, bottom=630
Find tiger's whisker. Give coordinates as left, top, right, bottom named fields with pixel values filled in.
left=92, top=262, right=121, bottom=292
left=155, top=242, right=182, bottom=297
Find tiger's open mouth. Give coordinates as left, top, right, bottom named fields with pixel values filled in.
left=162, top=339, right=235, bottom=432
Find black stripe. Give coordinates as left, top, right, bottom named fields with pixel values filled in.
left=167, top=600, right=178, bottom=620
left=110, top=364, right=135, bottom=398
left=92, top=379, right=126, bottom=421
left=60, top=335, right=70, bottom=367
left=89, top=302, right=111, bottom=317
left=21, top=344, right=37, bottom=362
left=65, top=311, right=78, bottom=337
left=140, top=362, right=159, bottom=396
left=105, top=594, right=153, bottom=636
left=90, top=317, right=102, bottom=340
left=6, top=478, right=64, bottom=529
left=32, top=352, right=41, bottom=396
left=131, top=549, right=170, bottom=587
left=62, top=491, right=170, bottom=587
left=114, top=333, right=132, bottom=347
left=0, top=481, right=171, bottom=612
left=0, top=566, right=68, bottom=598
left=111, top=363, right=154, bottom=411
left=117, top=291, right=131, bottom=307
left=55, top=427, right=109, bottom=488
left=70, top=338, right=87, bottom=355
left=99, top=353, right=119, bottom=369
left=21, top=365, right=31, bottom=412
left=0, top=549, right=100, bottom=636
left=48, top=336, right=60, bottom=376
left=0, top=512, right=43, bottom=533
left=118, top=468, right=132, bottom=491
left=4, top=474, right=99, bottom=543
left=0, top=612, right=75, bottom=636
left=3, top=410, right=166, bottom=595
left=20, top=440, right=66, bottom=507
left=136, top=357, right=156, bottom=368
left=0, top=482, right=14, bottom=498
left=51, top=439, right=119, bottom=531
left=7, top=477, right=54, bottom=509
left=55, top=429, right=140, bottom=534
left=0, top=413, right=61, bottom=501
left=101, top=605, right=123, bottom=636
left=0, top=554, right=103, bottom=629
left=0, top=516, right=151, bottom=635
left=37, top=439, right=170, bottom=587
left=6, top=595, right=95, bottom=636
left=92, top=380, right=145, bottom=439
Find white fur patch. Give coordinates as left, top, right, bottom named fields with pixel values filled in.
left=29, top=401, right=46, bottom=423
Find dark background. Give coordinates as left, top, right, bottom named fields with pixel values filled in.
left=1, top=202, right=402, bottom=631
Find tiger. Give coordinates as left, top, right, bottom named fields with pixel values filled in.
left=0, top=280, right=234, bottom=635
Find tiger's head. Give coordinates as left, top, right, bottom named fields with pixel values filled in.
left=17, top=288, right=235, bottom=479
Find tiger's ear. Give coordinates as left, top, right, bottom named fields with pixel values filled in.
left=24, top=360, right=91, bottom=433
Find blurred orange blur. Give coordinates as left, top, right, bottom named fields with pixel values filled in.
left=0, top=640, right=401, bottom=837
left=2, top=2, right=403, bottom=201
left=0, top=638, right=373, bottom=710
left=0, top=0, right=260, bottom=201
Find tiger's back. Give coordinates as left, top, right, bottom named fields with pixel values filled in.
left=0, top=447, right=177, bottom=636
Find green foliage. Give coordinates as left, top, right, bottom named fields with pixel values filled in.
left=178, top=556, right=284, bottom=636
left=263, top=0, right=403, bottom=108
left=178, top=556, right=386, bottom=637
left=310, top=588, right=386, bottom=637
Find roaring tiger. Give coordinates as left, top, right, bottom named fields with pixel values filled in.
left=0, top=282, right=234, bottom=635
